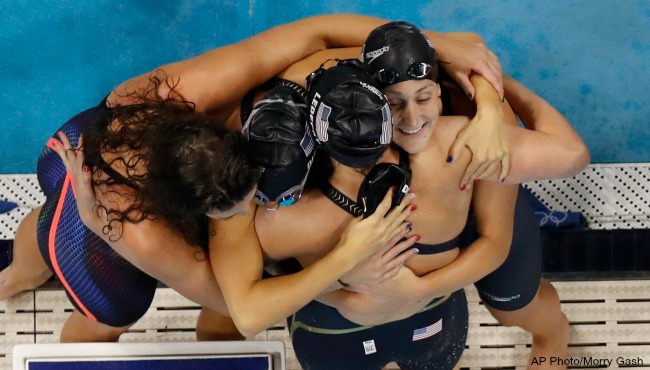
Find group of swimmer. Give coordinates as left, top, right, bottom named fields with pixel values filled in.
left=0, top=14, right=589, bottom=370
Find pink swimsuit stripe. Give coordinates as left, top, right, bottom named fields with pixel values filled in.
left=46, top=138, right=60, bottom=151
left=48, top=166, right=96, bottom=321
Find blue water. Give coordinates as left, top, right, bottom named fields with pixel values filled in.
left=2, top=0, right=648, bottom=173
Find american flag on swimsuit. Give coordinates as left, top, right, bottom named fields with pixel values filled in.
left=412, top=319, right=442, bottom=341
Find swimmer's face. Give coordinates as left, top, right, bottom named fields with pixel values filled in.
left=205, top=187, right=257, bottom=220
left=383, top=79, right=441, bottom=155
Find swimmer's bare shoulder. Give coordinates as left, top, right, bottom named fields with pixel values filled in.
left=255, top=190, right=349, bottom=262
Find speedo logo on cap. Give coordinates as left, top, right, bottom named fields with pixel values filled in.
left=365, top=45, right=389, bottom=64
left=359, top=81, right=383, bottom=100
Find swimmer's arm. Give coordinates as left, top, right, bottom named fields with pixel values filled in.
left=298, top=182, right=517, bottom=312
left=280, top=38, right=512, bottom=188
left=434, top=32, right=508, bottom=187
left=209, top=210, right=358, bottom=338
left=272, top=25, right=507, bottom=99
left=398, top=181, right=517, bottom=300
left=431, top=32, right=504, bottom=100
left=491, top=76, right=590, bottom=183
left=279, top=30, right=506, bottom=96
left=121, top=220, right=229, bottom=311
left=49, top=132, right=227, bottom=310
left=111, top=14, right=393, bottom=110
left=210, top=197, right=404, bottom=337
left=447, top=73, right=510, bottom=188
left=429, top=181, right=515, bottom=294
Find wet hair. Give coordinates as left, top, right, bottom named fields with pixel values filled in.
left=83, top=73, right=261, bottom=248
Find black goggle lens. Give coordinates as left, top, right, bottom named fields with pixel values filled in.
left=407, top=62, right=431, bottom=79
left=373, top=62, right=432, bottom=85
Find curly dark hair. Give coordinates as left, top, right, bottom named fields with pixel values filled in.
left=83, top=73, right=261, bottom=248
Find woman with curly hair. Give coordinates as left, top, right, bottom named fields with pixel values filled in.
left=6, top=75, right=265, bottom=340
left=1, top=14, right=507, bottom=342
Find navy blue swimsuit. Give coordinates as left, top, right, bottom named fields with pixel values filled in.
left=459, top=186, right=542, bottom=311
left=288, top=151, right=468, bottom=370
left=439, top=77, right=542, bottom=310
left=36, top=101, right=157, bottom=327
left=413, top=237, right=458, bottom=255
left=288, top=291, right=467, bottom=370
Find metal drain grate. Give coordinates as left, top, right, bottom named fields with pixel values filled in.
left=0, top=175, right=44, bottom=239
left=523, top=163, right=650, bottom=230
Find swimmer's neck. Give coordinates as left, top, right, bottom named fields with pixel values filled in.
left=328, top=161, right=365, bottom=199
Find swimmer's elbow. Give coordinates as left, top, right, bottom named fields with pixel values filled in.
left=574, top=141, right=591, bottom=174
left=486, top=235, right=511, bottom=272
left=528, top=135, right=590, bottom=182
left=230, top=311, right=267, bottom=338
left=237, top=326, right=261, bottom=339
left=230, top=301, right=292, bottom=338
left=561, top=139, right=591, bottom=178
left=495, top=241, right=510, bottom=268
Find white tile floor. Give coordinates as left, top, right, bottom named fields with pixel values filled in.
left=2, top=169, right=650, bottom=369
left=2, top=280, right=650, bottom=370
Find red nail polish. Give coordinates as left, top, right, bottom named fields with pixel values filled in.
left=410, top=205, right=417, bottom=211
left=460, top=184, right=466, bottom=191
left=474, top=179, right=480, bottom=184
left=414, top=235, right=421, bottom=241
left=82, top=166, right=89, bottom=173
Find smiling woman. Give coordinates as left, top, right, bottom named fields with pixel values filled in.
left=3, top=14, right=423, bottom=342
left=384, top=80, right=444, bottom=153
left=4, top=13, right=510, bottom=345
left=6, top=9, right=628, bottom=370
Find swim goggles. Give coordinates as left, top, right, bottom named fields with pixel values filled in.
left=253, top=183, right=304, bottom=211
left=372, top=62, right=433, bottom=85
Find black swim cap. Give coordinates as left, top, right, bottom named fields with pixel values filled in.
left=307, top=59, right=392, bottom=168
left=361, top=21, right=439, bottom=88
left=243, top=85, right=315, bottom=200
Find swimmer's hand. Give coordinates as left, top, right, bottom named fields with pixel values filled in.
left=436, top=33, right=504, bottom=101
left=339, top=228, right=419, bottom=289
left=342, top=267, right=423, bottom=302
left=335, top=189, right=417, bottom=287
left=448, top=76, right=510, bottom=188
left=52, top=132, right=107, bottom=235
